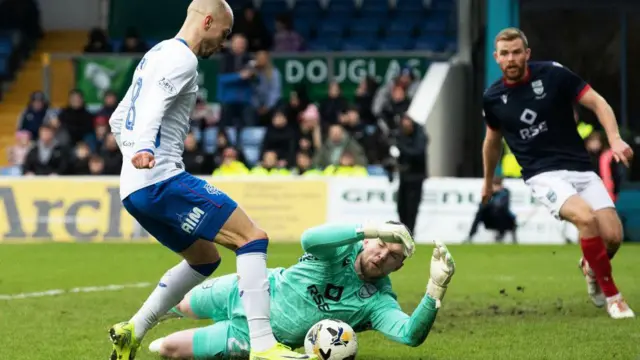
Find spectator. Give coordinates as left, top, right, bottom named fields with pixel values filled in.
left=323, top=151, right=368, bottom=177
left=297, top=105, right=322, bottom=157
left=314, top=124, right=367, bottom=168
left=71, top=142, right=91, bottom=175
left=319, top=82, right=348, bottom=128
left=283, top=85, right=310, bottom=125
left=17, top=91, right=53, bottom=141
left=96, top=90, right=119, bottom=120
left=339, top=107, right=388, bottom=165
left=46, top=116, right=72, bottom=149
left=7, top=130, right=32, bottom=168
left=22, top=124, right=68, bottom=175
left=292, top=151, right=322, bottom=176
left=191, top=97, right=218, bottom=131
left=218, top=34, right=255, bottom=131
left=253, top=50, right=282, bottom=126
left=100, top=133, right=123, bottom=175
left=57, top=89, right=95, bottom=146
left=213, top=147, right=249, bottom=176
left=372, top=66, right=420, bottom=120
left=84, top=28, right=113, bottom=53
left=250, top=150, right=290, bottom=176
left=119, top=27, right=149, bottom=53
left=88, top=155, right=105, bottom=175
left=212, top=130, right=246, bottom=169
left=261, top=111, right=296, bottom=167
left=355, top=76, right=379, bottom=125
left=86, top=119, right=109, bottom=153
left=273, top=13, right=304, bottom=52
left=183, top=133, right=206, bottom=175
left=233, top=5, right=271, bottom=52
left=395, top=116, right=427, bottom=235
left=380, top=85, right=411, bottom=132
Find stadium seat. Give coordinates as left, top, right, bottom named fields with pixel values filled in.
left=349, top=19, right=381, bottom=37
left=413, top=37, right=444, bottom=52
left=240, top=127, right=267, bottom=147
left=395, top=0, right=426, bottom=12
left=260, top=0, right=289, bottom=16
left=243, top=146, right=261, bottom=166
left=377, top=37, right=411, bottom=51
left=0, top=37, right=12, bottom=56
left=316, top=23, right=344, bottom=39
left=202, top=127, right=219, bottom=154
left=386, top=19, right=416, bottom=37
left=342, top=38, right=375, bottom=51
left=366, top=165, right=386, bottom=176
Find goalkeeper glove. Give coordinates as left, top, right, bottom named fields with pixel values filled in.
left=361, top=221, right=415, bottom=257
left=426, top=240, right=455, bottom=302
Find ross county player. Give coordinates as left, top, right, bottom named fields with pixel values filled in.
left=107, top=0, right=316, bottom=359
left=482, top=28, right=634, bottom=319
left=141, top=221, right=455, bottom=359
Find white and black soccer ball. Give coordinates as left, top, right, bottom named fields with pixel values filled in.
left=304, top=319, right=358, bottom=360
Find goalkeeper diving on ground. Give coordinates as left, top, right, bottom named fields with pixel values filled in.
left=144, top=221, right=456, bottom=359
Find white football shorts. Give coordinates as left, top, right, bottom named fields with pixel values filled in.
left=524, top=170, right=614, bottom=219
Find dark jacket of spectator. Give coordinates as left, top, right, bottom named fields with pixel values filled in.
left=22, top=125, right=68, bottom=175
left=84, top=28, right=113, bottom=53
left=58, top=93, right=95, bottom=145
left=100, top=134, right=123, bottom=175
left=319, top=82, right=349, bottom=127
left=18, top=91, right=52, bottom=141
left=261, top=112, right=297, bottom=166
left=396, top=119, right=427, bottom=180
left=233, top=6, right=271, bottom=51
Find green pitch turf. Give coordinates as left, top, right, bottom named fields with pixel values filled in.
left=0, top=243, right=638, bottom=360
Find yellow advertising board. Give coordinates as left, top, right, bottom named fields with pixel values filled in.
left=0, top=177, right=327, bottom=243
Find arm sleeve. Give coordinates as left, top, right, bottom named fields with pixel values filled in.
left=129, top=58, right=196, bottom=154
left=482, top=101, right=500, bottom=130
left=368, top=293, right=439, bottom=347
left=300, top=223, right=365, bottom=260
left=552, top=62, right=590, bottom=101
left=396, top=129, right=427, bottom=157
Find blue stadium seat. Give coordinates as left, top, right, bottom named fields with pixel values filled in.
left=366, top=165, right=386, bottom=176
left=377, top=37, right=411, bottom=51
left=316, top=22, right=344, bottom=38
left=413, top=38, right=443, bottom=52
left=422, top=16, right=448, bottom=33
left=240, top=127, right=267, bottom=147
left=293, top=21, right=313, bottom=39
left=307, top=39, right=339, bottom=51
left=0, top=37, right=12, bottom=56
left=260, top=0, right=289, bottom=16
left=395, top=0, right=425, bottom=11
left=202, top=127, right=219, bottom=154
left=294, top=0, right=323, bottom=13
left=327, top=0, right=356, bottom=13
left=349, top=19, right=381, bottom=37
left=342, top=38, right=375, bottom=51
left=0, top=56, right=7, bottom=77
left=243, top=147, right=261, bottom=166
left=386, top=19, right=417, bottom=37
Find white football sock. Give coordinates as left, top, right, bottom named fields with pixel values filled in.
left=236, top=252, right=277, bottom=352
left=130, top=260, right=206, bottom=339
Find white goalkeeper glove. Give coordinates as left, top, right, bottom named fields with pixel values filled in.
left=362, top=221, right=415, bottom=257
left=426, top=240, right=455, bottom=302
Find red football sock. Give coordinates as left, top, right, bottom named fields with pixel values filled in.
left=581, top=236, right=619, bottom=297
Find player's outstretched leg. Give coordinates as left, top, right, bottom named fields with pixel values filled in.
left=109, top=240, right=222, bottom=360
left=560, top=196, right=634, bottom=319
left=214, top=207, right=316, bottom=359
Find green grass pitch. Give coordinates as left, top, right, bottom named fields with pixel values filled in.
left=0, top=243, right=638, bottom=360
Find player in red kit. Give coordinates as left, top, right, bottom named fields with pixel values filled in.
left=481, top=28, right=634, bottom=319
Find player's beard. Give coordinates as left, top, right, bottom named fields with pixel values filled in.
left=503, top=63, right=526, bottom=82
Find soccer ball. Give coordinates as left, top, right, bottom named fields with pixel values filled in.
left=304, top=319, right=358, bottom=360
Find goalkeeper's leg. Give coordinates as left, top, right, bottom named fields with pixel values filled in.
left=149, top=321, right=247, bottom=359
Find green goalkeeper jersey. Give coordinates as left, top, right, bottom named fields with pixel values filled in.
left=268, top=223, right=439, bottom=348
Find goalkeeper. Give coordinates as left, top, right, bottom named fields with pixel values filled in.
left=147, top=221, right=456, bottom=359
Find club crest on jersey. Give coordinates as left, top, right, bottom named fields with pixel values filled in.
left=501, top=95, right=508, bottom=104
left=532, top=80, right=546, bottom=99
left=358, top=283, right=378, bottom=299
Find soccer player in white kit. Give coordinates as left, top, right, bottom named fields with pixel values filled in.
left=107, top=0, right=316, bottom=359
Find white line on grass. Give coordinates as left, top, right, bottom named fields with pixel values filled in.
left=0, top=282, right=152, bottom=300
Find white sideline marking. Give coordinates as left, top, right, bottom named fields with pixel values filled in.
left=0, top=282, right=152, bottom=300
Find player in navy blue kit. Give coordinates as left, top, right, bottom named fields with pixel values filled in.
left=481, top=28, right=634, bottom=319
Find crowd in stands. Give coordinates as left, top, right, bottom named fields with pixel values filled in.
left=9, top=54, right=424, bottom=177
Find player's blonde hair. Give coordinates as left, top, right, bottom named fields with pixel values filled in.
left=494, top=28, right=529, bottom=49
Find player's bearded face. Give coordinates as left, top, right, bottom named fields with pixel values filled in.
left=495, top=39, right=530, bottom=82
left=360, top=239, right=405, bottom=279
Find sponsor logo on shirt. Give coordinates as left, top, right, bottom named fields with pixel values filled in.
left=157, top=77, right=177, bottom=95
left=358, top=283, right=378, bottom=299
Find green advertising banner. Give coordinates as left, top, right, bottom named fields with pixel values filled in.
left=74, top=54, right=430, bottom=106
left=74, top=57, right=138, bottom=105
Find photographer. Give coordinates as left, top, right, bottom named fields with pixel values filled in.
left=466, top=177, right=517, bottom=243
left=394, top=116, right=427, bottom=235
